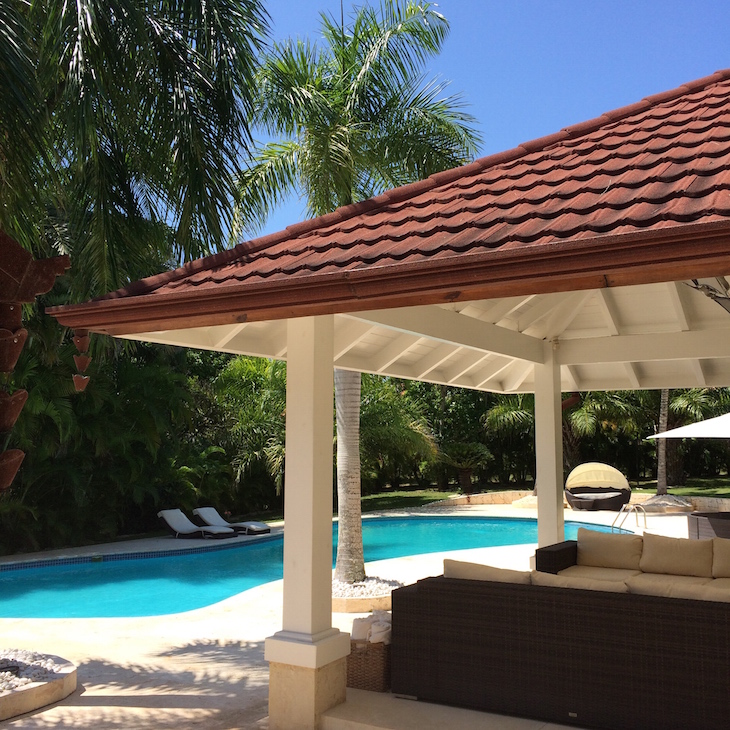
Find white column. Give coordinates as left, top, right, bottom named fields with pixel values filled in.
left=265, top=316, right=349, bottom=730
left=534, top=340, right=565, bottom=547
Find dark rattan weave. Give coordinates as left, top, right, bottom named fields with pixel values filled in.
left=391, top=576, right=730, bottom=730
left=688, top=512, right=730, bottom=539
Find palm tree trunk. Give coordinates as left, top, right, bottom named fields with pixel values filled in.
left=657, top=388, right=669, bottom=495
left=334, top=368, right=366, bottom=583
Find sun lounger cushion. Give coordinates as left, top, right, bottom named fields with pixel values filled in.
left=639, top=532, right=713, bottom=577
left=530, top=570, right=629, bottom=593
left=576, top=527, right=643, bottom=570
left=443, top=559, right=531, bottom=584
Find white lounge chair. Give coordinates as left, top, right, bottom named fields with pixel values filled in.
left=193, top=507, right=271, bottom=535
left=158, top=508, right=236, bottom=539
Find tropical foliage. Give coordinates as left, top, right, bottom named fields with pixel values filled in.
left=1, top=0, right=269, bottom=284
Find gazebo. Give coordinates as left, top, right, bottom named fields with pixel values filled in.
left=49, top=69, right=730, bottom=728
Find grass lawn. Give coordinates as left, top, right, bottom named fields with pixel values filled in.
left=360, top=489, right=458, bottom=513
left=247, top=479, right=730, bottom=524
left=633, top=476, right=730, bottom=498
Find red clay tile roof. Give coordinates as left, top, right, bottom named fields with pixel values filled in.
left=51, top=70, right=730, bottom=334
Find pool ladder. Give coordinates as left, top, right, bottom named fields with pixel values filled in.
left=612, top=503, right=647, bottom=532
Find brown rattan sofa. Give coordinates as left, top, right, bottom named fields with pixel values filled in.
left=391, top=535, right=730, bottom=730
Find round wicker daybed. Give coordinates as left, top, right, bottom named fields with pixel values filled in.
left=564, top=462, right=631, bottom=511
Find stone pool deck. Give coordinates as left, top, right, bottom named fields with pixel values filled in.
left=0, top=504, right=690, bottom=729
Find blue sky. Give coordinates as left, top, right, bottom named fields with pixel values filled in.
left=254, top=0, right=730, bottom=237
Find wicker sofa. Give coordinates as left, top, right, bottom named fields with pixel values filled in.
left=391, top=529, right=730, bottom=730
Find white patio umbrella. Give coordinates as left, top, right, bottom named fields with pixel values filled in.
left=648, top=412, right=730, bottom=439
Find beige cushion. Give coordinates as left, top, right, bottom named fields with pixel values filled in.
left=531, top=570, right=628, bottom=593
left=626, top=573, right=712, bottom=597
left=576, top=527, right=643, bottom=570
left=701, top=578, right=730, bottom=601
left=712, top=537, right=730, bottom=578
left=559, top=564, right=641, bottom=582
left=639, top=532, right=713, bottom=577
left=443, top=559, right=531, bottom=584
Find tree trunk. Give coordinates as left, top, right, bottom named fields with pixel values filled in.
left=457, top=467, right=474, bottom=493
left=656, top=388, right=669, bottom=495
left=334, top=368, right=366, bottom=583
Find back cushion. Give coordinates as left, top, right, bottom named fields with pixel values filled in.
left=639, top=532, right=713, bottom=577
left=712, top=537, right=730, bottom=578
left=443, top=559, right=531, bottom=584
left=576, top=527, right=643, bottom=570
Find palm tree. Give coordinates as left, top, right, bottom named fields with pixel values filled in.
left=236, top=1, right=480, bottom=582
left=0, top=0, right=269, bottom=296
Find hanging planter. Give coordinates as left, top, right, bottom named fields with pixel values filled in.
left=0, top=329, right=28, bottom=373
left=0, top=303, right=22, bottom=331
left=0, top=390, right=28, bottom=432
left=72, top=374, right=90, bottom=392
left=74, top=330, right=91, bottom=355
left=0, top=449, right=24, bottom=490
left=73, top=354, right=92, bottom=372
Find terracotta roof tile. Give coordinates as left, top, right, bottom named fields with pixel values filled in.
left=49, top=70, right=730, bottom=332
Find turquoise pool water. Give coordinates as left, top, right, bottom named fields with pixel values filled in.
left=0, top=517, right=611, bottom=618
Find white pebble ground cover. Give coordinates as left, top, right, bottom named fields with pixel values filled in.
left=0, top=650, right=66, bottom=693
left=331, top=576, right=403, bottom=598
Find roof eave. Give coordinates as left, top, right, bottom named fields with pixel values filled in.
left=48, top=221, right=730, bottom=336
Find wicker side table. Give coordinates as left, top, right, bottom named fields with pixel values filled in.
left=346, top=640, right=391, bottom=692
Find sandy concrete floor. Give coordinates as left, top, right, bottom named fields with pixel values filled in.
left=0, top=505, right=690, bottom=729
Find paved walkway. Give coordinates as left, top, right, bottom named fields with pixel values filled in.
left=0, top=505, right=690, bottom=729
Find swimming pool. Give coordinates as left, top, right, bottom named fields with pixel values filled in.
left=0, top=517, right=613, bottom=618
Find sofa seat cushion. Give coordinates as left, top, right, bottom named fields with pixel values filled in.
left=559, top=564, right=640, bottom=582
left=443, top=559, right=531, bottom=584
left=626, top=572, right=713, bottom=598
left=639, top=532, right=713, bottom=577
left=576, top=527, right=643, bottom=570
left=531, top=570, right=628, bottom=593
left=712, top=537, right=730, bottom=577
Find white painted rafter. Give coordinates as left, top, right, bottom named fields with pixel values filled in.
left=348, top=306, right=544, bottom=363
left=333, top=319, right=377, bottom=359
left=410, top=343, right=460, bottom=378
left=370, top=333, right=422, bottom=372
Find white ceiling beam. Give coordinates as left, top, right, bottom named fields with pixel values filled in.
left=121, top=329, right=286, bottom=359
left=333, top=319, right=376, bottom=359
left=666, top=281, right=690, bottom=331
left=370, top=333, right=421, bottom=372
left=411, top=343, right=460, bottom=378
left=595, top=289, right=621, bottom=336
left=500, top=361, right=533, bottom=392
left=470, top=357, right=513, bottom=388
left=624, top=362, right=641, bottom=389
left=690, top=359, right=707, bottom=386
left=563, top=365, right=580, bottom=390
left=207, top=323, right=248, bottom=349
left=537, top=291, right=594, bottom=339
left=517, top=292, right=571, bottom=332
left=487, top=294, right=537, bottom=324
left=443, top=351, right=488, bottom=384
left=559, top=329, right=730, bottom=365
left=348, top=306, right=544, bottom=363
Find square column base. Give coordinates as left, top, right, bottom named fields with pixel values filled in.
left=268, top=657, right=347, bottom=730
